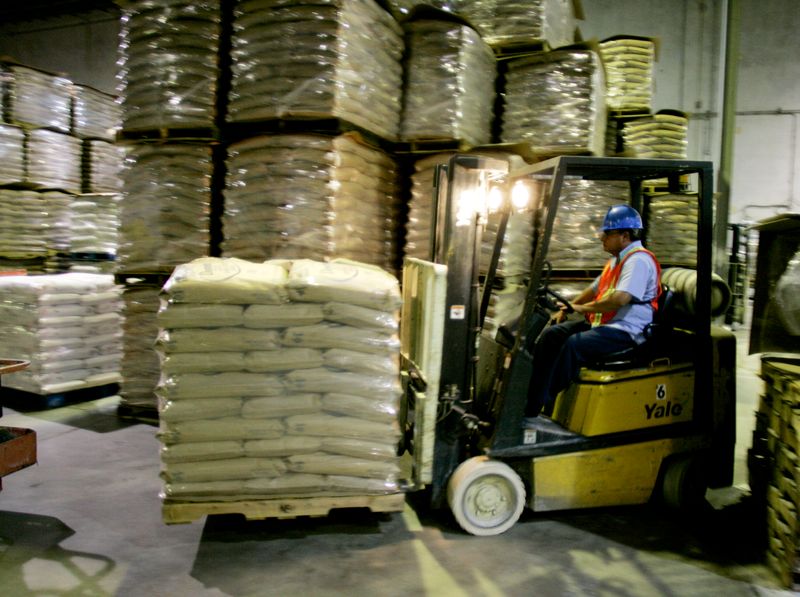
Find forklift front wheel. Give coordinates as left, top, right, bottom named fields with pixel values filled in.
left=660, top=454, right=708, bottom=511
left=447, top=456, right=526, bottom=536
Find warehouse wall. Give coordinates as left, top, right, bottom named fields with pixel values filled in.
left=1, top=0, right=799, bottom=223
left=582, top=0, right=800, bottom=224
left=0, top=14, right=118, bottom=93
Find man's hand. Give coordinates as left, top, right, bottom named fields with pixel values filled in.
left=551, top=306, right=568, bottom=325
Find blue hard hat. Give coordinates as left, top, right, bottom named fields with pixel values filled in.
left=601, top=205, right=642, bottom=231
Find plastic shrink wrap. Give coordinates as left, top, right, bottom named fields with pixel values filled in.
left=0, top=190, right=50, bottom=259
left=83, top=140, right=124, bottom=193
left=384, top=0, right=575, bottom=49
left=405, top=151, right=536, bottom=337
left=223, top=133, right=400, bottom=270
left=0, top=273, right=123, bottom=394
left=117, top=0, right=221, bottom=130
left=545, top=180, right=630, bottom=269
left=462, top=0, right=575, bottom=49
left=400, top=20, right=495, bottom=146
left=69, top=194, right=121, bottom=257
left=27, top=129, right=82, bottom=194
left=157, top=257, right=402, bottom=501
left=775, top=251, right=800, bottom=336
left=0, top=190, right=74, bottom=262
left=2, top=64, right=72, bottom=132
left=646, top=193, right=698, bottom=267
left=0, top=125, right=25, bottom=185
left=228, top=0, right=403, bottom=141
left=120, top=280, right=162, bottom=411
left=118, top=143, right=211, bottom=272
left=481, top=205, right=536, bottom=337
left=599, top=36, right=656, bottom=112
left=43, top=191, right=73, bottom=256
left=72, top=85, right=122, bottom=141
left=404, top=152, right=454, bottom=261
left=501, top=48, right=606, bottom=156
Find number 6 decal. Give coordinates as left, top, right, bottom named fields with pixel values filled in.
left=656, top=384, right=667, bottom=400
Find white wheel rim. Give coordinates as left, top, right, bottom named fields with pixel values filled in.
left=461, top=474, right=517, bottom=529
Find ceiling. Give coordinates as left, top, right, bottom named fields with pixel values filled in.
left=0, top=0, right=119, bottom=24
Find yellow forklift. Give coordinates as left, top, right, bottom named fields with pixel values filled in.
left=399, top=155, right=736, bottom=535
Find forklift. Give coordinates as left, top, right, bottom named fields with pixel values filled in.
left=399, top=155, right=736, bottom=535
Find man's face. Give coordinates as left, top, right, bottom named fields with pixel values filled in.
left=600, top=229, right=625, bottom=255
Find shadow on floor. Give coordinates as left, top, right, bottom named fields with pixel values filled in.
left=539, top=493, right=772, bottom=584
left=0, top=510, right=117, bottom=594
left=190, top=507, right=414, bottom=595
left=4, top=397, right=142, bottom=434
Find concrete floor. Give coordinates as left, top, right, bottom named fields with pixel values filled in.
left=0, top=326, right=795, bottom=596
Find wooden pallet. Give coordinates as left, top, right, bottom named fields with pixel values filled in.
left=222, top=116, right=394, bottom=152
left=1, top=382, right=119, bottom=410
left=117, top=126, right=219, bottom=143
left=114, top=271, right=173, bottom=286
left=162, top=492, right=406, bottom=524
left=116, top=402, right=158, bottom=425
left=492, top=40, right=549, bottom=60
left=394, top=137, right=472, bottom=155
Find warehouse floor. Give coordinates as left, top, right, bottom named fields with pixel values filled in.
left=0, top=326, right=795, bottom=596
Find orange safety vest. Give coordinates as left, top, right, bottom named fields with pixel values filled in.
left=588, top=246, right=661, bottom=327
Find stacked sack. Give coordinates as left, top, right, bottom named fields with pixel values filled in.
left=118, top=143, right=212, bottom=272
left=0, top=273, right=123, bottom=395
left=42, top=191, right=73, bottom=258
left=480, top=205, right=537, bottom=338
left=120, top=280, right=162, bottom=412
left=27, top=129, right=82, bottom=193
left=501, top=48, right=606, bottom=156
left=0, top=125, right=25, bottom=185
left=83, top=140, right=124, bottom=193
left=72, top=84, right=122, bottom=141
left=598, top=37, right=656, bottom=112
left=223, top=134, right=399, bottom=270
left=400, top=20, right=496, bottom=147
left=0, top=190, right=72, bottom=267
left=228, top=0, right=404, bottom=141
left=621, top=111, right=689, bottom=159
left=461, top=0, right=576, bottom=49
left=405, top=153, right=453, bottom=261
left=156, top=258, right=402, bottom=502
left=117, top=0, right=221, bottom=130
left=546, top=180, right=630, bottom=269
left=69, top=194, right=121, bottom=257
left=646, top=193, right=698, bottom=266
left=0, top=191, right=51, bottom=259
left=2, top=64, right=72, bottom=132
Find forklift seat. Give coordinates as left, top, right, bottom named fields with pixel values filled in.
left=586, top=285, right=675, bottom=370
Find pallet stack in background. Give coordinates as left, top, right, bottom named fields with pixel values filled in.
left=749, top=356, right=800, bottom=591
left=114, top=0, right=222, bottom=418
left=0, top=60, right=124, bottom=408
left=0, top=62, right=123, bottom=274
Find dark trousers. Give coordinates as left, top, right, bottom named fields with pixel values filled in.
left=526, top=319, right=636, bottom=416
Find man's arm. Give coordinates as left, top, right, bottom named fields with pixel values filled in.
left=571, top=290, right=632, bottom=315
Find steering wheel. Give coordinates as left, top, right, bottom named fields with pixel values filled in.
left=544, top=287, right=574, bottom=314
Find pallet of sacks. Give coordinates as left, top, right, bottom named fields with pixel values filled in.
left=156, top=257, right=406, bottom=523
left=753, top=356, right=800, bottom=590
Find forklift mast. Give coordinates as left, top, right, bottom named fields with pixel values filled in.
left=424, top=154, right=510, bottom=507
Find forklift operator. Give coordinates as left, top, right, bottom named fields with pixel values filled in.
left=526, top=205, right=662, bottom=417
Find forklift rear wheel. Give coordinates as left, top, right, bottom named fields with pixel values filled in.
left=447, top=456, right=526, bottom=536
left=660, top=454, right=707, bottom=511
